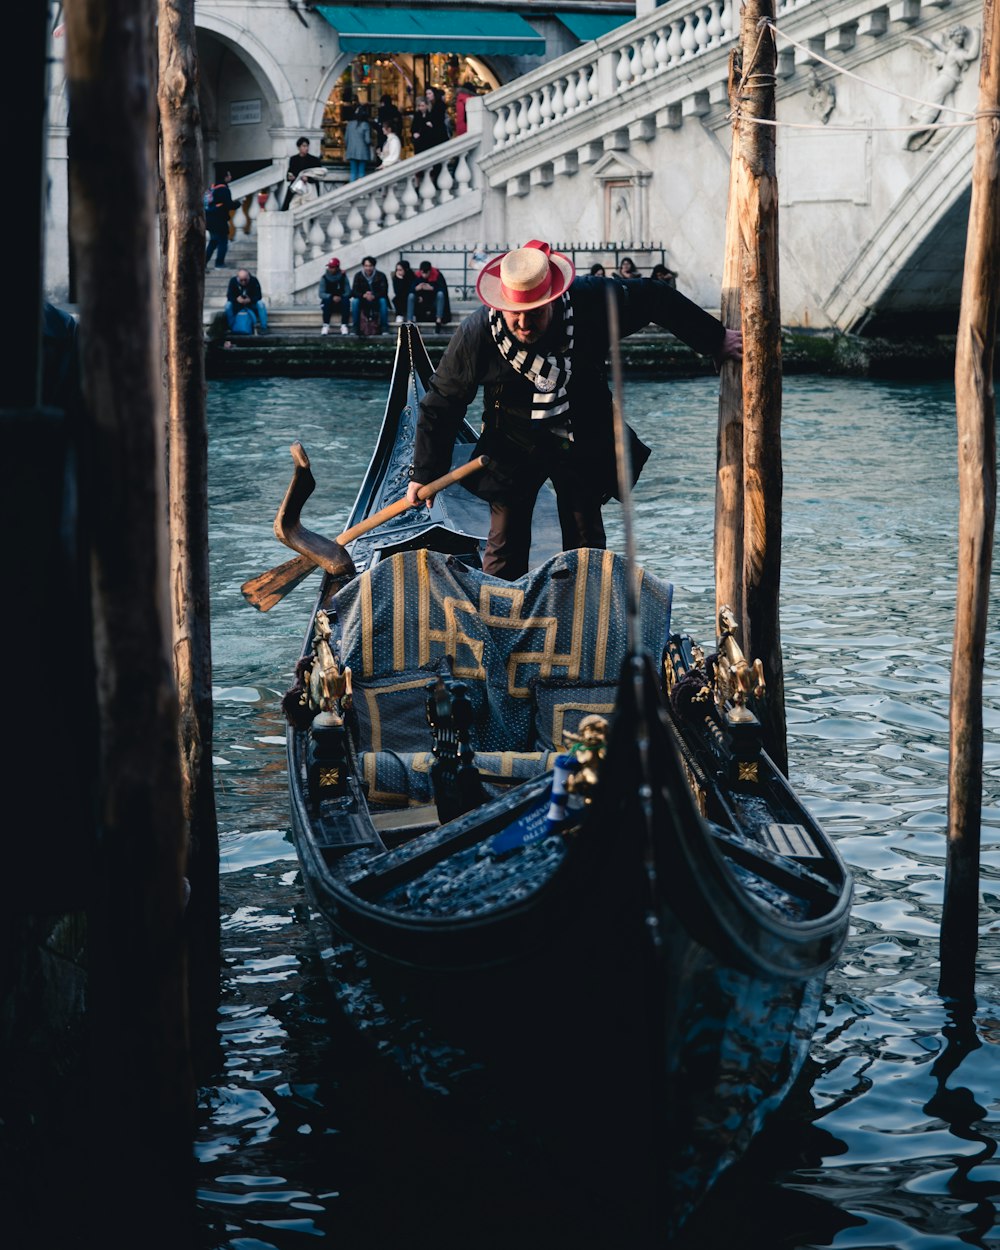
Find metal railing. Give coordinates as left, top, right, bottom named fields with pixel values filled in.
left=392, top=243, right=675, bottom=301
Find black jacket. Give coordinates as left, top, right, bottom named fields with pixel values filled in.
left=410, top=111, right=437, bottom=154
left=392, top=268, right=415, bottom=315
left=351, top=268, right=389, bottom=302
left=206, top=181, right=233, bottom=231
left=226, top=274, right=263, bottom=306
left=410, top=267, right=452, bottom=324
left=413, top=276, right=726, bottom=502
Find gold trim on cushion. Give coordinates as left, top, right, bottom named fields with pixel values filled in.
left=551, top=701, right=616, bottom=749
left=393, top=554, right=406, bottom=671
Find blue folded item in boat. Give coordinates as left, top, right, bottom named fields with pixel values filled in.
left=490, top=802, right=551, bottom=857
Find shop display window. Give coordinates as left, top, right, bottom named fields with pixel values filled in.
left=321, top=54, right=493, bottom=163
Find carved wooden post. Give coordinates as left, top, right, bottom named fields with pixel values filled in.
left=716, top=47, right=745, bottom=633
left=65, top=0, right=195, bottom=1239
left=734, top=0, right=787, bottom=774
left=158, top=0, right=221, bottom=1060
left=940, top=0, right=1000, bottom=999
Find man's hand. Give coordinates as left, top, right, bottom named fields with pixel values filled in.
left=406, top=480, right=433, bottom=508
left=714, top=327, right=743, bottom=367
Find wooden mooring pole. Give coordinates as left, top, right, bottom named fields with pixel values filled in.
left=158, top=0, right=221, bottom=1063
left=720, top=0, right=788, bottom=774
left=65, top=0, right=195, bottom=1240
left=939, top=0, right=1000, bottom=1000
left=715, top=47, right=745, bottom=634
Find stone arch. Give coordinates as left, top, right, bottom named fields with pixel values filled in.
left=824, top=127, right=974, bottom=334
left=195, top=11, right=301, bottom=137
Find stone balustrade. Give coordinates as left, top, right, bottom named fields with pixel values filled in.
left=480, top=0, right=966, bottom=163
left=290, top=137, right=479, bottom=266
left=479, top=0, right=972, bottom=191
left=484, top=0, right=751, bottom=155
left=257, top=123, right=484, bottom=305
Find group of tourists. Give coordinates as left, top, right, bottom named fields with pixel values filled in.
left=320, top=255, right=452, bottom=336
left=588, top=257, right=678, bottom=287
left=340, top=83, right=478, bottom=182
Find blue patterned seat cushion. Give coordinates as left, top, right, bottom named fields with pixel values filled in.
left=357, top=749, right=562, bottom=808
left=531, top=678, right=620, bottom=752
left=334, top=547, right=672, bottom=761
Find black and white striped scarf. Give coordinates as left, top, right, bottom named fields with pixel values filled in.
left=488, top=293, right=573, bottom=424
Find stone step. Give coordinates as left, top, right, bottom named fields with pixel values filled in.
left=262, top=301, right=480, bottom=332
left=204, top=326, right=732, bottom=382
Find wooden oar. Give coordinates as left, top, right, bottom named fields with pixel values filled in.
left=240, top=552, right=318, bottom=613
left=240, top=448, right=490, bottom=611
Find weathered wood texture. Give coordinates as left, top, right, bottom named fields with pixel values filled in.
left=940, top=0, right=1000, bottom=998
left=65, top=0, right=195, bottom=1240
left=735, top=0, right=787, bottom=775
left=716, top=47, right=746, bottom=633
left=158, top=0, right=221, bottom=1055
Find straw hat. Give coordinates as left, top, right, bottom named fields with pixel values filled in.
left=476, top=240, right=575, bottom=312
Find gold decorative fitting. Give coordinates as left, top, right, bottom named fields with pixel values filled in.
left=714, top=605, right=766, bottom=722
left=738, top=761, right=759, bottom=783
left=563, top=713, right=609, bottom=804
left=308, top=609, right=353, bottom=718
left=319, top=766, right=341, bottom=787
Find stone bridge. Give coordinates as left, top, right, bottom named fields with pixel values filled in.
left=478, top=0, right=984, bottom=333
left=45, top=0, right=986, bottom=333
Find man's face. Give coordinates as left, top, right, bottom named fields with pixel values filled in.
left=502, top=303, right=553, bottom=345
left=298, top=141, right=309, bottom=155
left=237, top=270, right=250, bottom=284
left=362, top=260, right=375, bottom=277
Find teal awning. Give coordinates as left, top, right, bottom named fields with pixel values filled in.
left=317, top=7, right=545, bottom=55
left=555, top=12, right=630, bottom=42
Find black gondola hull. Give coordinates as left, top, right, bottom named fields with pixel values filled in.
left=274, top=326, right=852, bottom=1239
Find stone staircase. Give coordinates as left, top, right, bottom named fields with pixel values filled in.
left=205, top=233, right=484, bottom=337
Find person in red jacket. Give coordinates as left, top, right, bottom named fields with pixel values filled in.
left=454, top=82, right=478, bottom=136
left=405, top=260, right=451, bottom=331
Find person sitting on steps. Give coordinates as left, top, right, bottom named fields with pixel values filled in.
left=350, top=256, right=390, bottom=336
left=225, top=267, right=268, bottom=334
left=392, top=260, right=415, bottom=326
left=320, top=257, right=351, bottom=335
left=406, top=260, right=451, bottom=331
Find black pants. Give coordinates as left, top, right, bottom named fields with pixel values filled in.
left=482, top=433, right=606, bottom=580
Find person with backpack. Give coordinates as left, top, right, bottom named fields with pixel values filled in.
left=225, top=268, right=268, bottom=334
left=205, top=170, right=234, bottom=268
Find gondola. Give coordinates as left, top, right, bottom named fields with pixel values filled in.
left=248, top=323, right=852, bottom=1239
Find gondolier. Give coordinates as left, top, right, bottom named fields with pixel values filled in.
left=406, top=239, right=742, bottom=579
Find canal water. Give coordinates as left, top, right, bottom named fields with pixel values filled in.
left=197, top=370, right=1000, bottom=1249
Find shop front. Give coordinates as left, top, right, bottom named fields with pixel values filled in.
left=315, top=6, right=545, bottom=163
